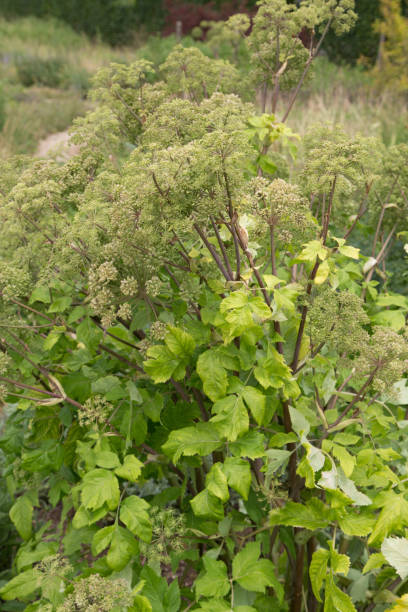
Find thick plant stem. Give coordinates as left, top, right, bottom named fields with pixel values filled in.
left=290, top=540, right=305, bottom=612
left=282, top=17, right=333, bottom=122
left=270, top=225, right=278, bottom=277
left=292, top=177, right=336, bottom=372
left=223, top=169, right=242, bottom=279
left=371, top=174, right=399, bottom=257
left=261, top=82, right=268, bottom=113
left=223, top=218, right=241, bottom=280
left=321, top=176, right=337, bottom=243
left=0, top=376, right=56, bottom=396
left=210, top=216, right=234, bottom=280
left=269, top=226, right=285, bottom=353
left=288, top=177, right=336, bottom=612
left=342, top=181, right=372, bottom=241
left=322, top=366, right=379, bottom=439
left=195, top=467, right=205, bottom=494
left=194, top=223, right=232, bottom=281
left=361, top=224, right=396, bottom=301
left=291, top=259, right=319, bottom=372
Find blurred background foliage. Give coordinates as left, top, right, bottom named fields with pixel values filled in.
left=0, top=0, right=402, bottom=61
left=0, top=0, right=407, bottom=157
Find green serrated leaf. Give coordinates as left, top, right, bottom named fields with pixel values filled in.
left=254, top=348, right=292, bottom=391
left=92, top=525, right=115, bottom=556
left=232, top=541, right=281, bottom=596
left=242, top=386, right=266, bottom=425
left=332, top=443, right=356, bottom=477
left=194, top=599, right=231, bottom=611
left=162, top=423, right=222, bottom=464
left=206, top=463, right=229, bottom=502
left=222, top=457, right=251, bottom=500
left=76, top=317, right=103, bottom=351
left=325, top=574, right=356, bottom=611
left=72, top=504, right=109, bottom=529
left=165, top=326, right=195, bottom=357
left=382, top=537, right=408, bottom=579
left=330, top=548, right=350, bottom=575
left=190, top=489, right=224, bottom=520
left=120, top=496, right=152, bottom=542
left=264, top=449, right=291, bottom=479
left=16, top=541, right=58, bottom=572
left=362, top=552, right=386, bottom=574
left=309, top=548, right=330, bottom=602
left=9, top=495, right=33, bottom=541
left=314, top=259, right=330, bottom=285
left=197, top=349, right=228, bottom=401
left=339, top=245, right=359, bottom=259
left=106, top=526, right=138, bottom=571
left=144, top=345, right=182, bottom=383
left=289, top=406, right=310, bottom=437
left=338, top=512, right=375, bottom=537
left=81, top=469, right=120, bottom=511
left=48, top=296, right=72, bottom=313
left=94, top=450, right=120, bottom=469
left=211, top=394, right=249, bottom=441
left=229, top=430, right=266, bottom=459
left=369, top=492, right=408, bottom=545
left=269, top=432, right=298, bottom=447
left=298, top=240, right=328, bottom=262
left=115, top=455, right=143, bottom=482
left=29, top=285, right=51, bottom=304
left=0, top=569, right=39, bottom=600
left=270, top=499, right=331, bottom=530
left=195, top=554, right=230, bottom=598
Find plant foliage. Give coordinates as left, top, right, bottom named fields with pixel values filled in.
left=1, top=1, right=408, bottom=611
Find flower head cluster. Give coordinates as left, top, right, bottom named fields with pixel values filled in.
left=88, top=261, right=121, bottom=328
left=247, top=0, right=321, bottom=91
left=199, top=13, right=250, bottom=61
left=372, top=143, right=408, bottom=234
left=35, top=554, right=72, bottom=580
left=140, top=506, right=186, bottom=564
left=0, top=262, right=31, bottom=301
left=249, top=177, right=315, bottom=246
left=356, top=327, right=408, bottom=393
left=149, top=321, right=167, bottom=341
left=0, top=352, right=10, bottom=375
left=78, top=396, right=112, bottom=428
left=301, top=125, right=379, bottom=221
left=161, top=45, right=244, bottom=102
left=57, top=574, right=132, bottom=612
left=145, top=276, right=162, bottom=298
left=308, top=288, right=369, bottom=355
left=90, top=59, right=157, bottom=144
left=0, top=384, right=8, bottom=403
left=120, top=277, right=139, bottom=297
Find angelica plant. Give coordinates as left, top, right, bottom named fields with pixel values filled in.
left=3, top=2, right=408, bottom=612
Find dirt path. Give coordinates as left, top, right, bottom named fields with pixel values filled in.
left=36, top=130, right=79, bottom=160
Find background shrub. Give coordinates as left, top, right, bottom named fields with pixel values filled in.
left=14, top=55, right=67, bottom=88
left=0, top=0, right=139, bottom=46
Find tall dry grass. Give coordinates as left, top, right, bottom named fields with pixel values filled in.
left=282, top=58, right=408, bottom=145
